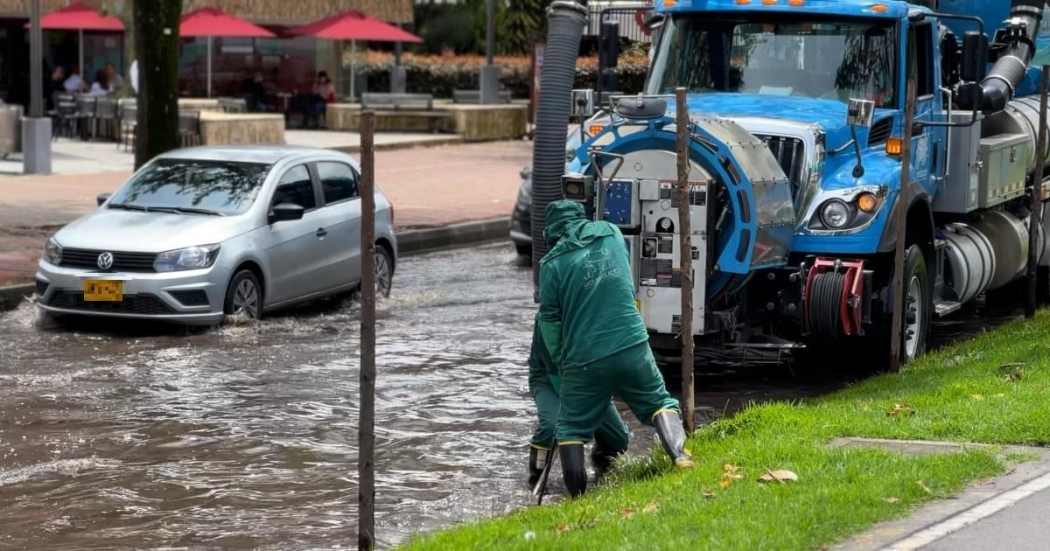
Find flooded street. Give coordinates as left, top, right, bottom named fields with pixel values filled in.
left=0, top=242, right=1026, bottom=550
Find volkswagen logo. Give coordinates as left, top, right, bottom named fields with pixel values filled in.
left=97, top=252, right=114, bottom=270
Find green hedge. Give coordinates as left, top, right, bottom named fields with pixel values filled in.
left=353, top=52, right=650, bottom=99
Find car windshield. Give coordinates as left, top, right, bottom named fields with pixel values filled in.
left=109, top=159, right=273, bottom=216
left=646, top=15, right=898, bottom=107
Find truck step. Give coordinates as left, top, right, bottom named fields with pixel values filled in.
left=934, top=300, right=962, bottom=317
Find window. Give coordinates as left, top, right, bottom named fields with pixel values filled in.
left=272, top=165, right=316, bottom=210
left=109, top=159, right=272, bottom=216
left=316, top=161, right=359, bottom=204
left=908, top=23, right=935, bottom=97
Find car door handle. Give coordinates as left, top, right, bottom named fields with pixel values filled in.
left=316, top=227, right=328, bottom=238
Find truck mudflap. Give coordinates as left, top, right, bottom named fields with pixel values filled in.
left=802, top=258, right=870, bottom=337
left=583, top=114, right=795, bottom=298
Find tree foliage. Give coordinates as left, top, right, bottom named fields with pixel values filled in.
left=497, top=0, right=547, bottom=55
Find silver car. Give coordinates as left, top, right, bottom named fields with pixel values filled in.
left=35, top=146, right=397, bottom=325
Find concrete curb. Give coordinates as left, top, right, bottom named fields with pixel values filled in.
left=0, top=218, right=512, bottom=312
left=0, top=283, right=34, bottom=312
left=323, top=136, right=465, bottom=155
left=397, top=217, right=511, bottom=256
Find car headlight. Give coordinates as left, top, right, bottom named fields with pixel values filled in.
left=43, top=237, right=62, bottom=265
left=819, top=200, right=851, bottom=229
left=154, top=244, right=221, bottom=272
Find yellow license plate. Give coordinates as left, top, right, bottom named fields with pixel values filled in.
left=84, top=279, right=124, bottom=302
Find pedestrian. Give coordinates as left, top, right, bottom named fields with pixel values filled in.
left=526, top=318, right=628, bottom=488
left=243, top=71, right=268, bottom=112
left=87, top=70, right=110, bottom=96
left=63, top=67, right=85, bottom=93
left=538, top=200, right=695, bottom=498
left=104, top=62, right=124, bottom=93
left=308, top=71, right=335, bottom=128
left=44, top=66, right=65, bottom=110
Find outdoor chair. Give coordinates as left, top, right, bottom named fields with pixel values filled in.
left=52, top=92, right=76, bottom=140
left=118, top=101, right=137, bottom=152
left=74, top=95, right=97, bottom=140
left=219, top=97, right=247, bottom=113
left=94, top=97, right=119, bottom=142
left=178, top=110, right=202, bottom=147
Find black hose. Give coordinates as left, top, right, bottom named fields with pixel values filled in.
left=531, top=1, right=588, bottom=286
left=808, top=272, right=845, bottom=338
left=960, top=0, right=1044, bottom=113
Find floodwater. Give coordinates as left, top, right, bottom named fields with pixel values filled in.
left=0, top=242, right=1026, bottom=550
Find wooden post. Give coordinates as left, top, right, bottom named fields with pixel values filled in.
left=889, top=80, right=917, bottom=372
left=358, top=111, right=377, bottom=551
left=675, top=87, right=695, bottom=432
left=1026, top=66, right=1049, bottom=318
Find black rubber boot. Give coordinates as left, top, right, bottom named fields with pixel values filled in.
left=560, top=443, right=588, bottom=498
left=528, top=446, right=553, bottom=487
left=591, top=442, right=626, bottom=485
left=653, top=410, right=696, bottom=469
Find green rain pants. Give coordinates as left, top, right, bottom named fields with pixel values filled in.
left=530, top=372, right=630, bottom=454
left=555, top=342, right=680, bottom=444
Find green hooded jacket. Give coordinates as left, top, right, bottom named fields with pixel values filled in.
left=537, top=200, right=649, bottom=369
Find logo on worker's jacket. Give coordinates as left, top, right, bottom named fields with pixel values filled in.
left=582, top=247, right=620, bottom=290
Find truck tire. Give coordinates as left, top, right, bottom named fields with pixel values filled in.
left=898, top=244, right=931, bottom=362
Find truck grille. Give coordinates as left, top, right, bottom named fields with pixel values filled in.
left=756, top=134, right=806, bottom=199
left=60, top=248, right=157, bottom=272
left=47, top=291, right=175, bottom=315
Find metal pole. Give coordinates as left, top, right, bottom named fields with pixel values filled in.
left=29, top=0, right=43, bottom=118
left=206, top=36, right=212, bottom=98
left=675, top=87, right=695, bottom=432
left=889, top=80, right=917, bottom=372
left=486, top=0, right=495, bottom=66
left=350, top=40, right=356, bottom=102
left=1027, top=66, right=1049, bottom=318
left=479, top=0, right=498, bottom=104
left=358, top=110, right=377, bottom=551
left=79, top=29, right=84, bottom=91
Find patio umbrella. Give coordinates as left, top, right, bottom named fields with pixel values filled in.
left=30, top=1, right=124, bottom=88
left=287, top=10, right=422, bottom=101
left=180, top=7, right=275, bottom=97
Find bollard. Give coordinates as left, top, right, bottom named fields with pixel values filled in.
left=889, top=80, right=917, bottom=372
left=1026, top=66, right=1049, bottom=318
left=358, top=111, right=377, bottom=551
left=675, top=87, right=695, bottom=432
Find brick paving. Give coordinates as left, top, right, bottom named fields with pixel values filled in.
left=0, top=139, right=533, bottom=282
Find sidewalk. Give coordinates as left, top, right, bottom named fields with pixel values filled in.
left=0, top=137, right=533, bottom=282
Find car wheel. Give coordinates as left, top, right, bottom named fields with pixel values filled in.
left=375, top=247, right=393, bottom=299
left=225, top=270, right=263, bottom=320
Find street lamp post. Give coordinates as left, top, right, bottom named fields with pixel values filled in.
left=479, top=0, right=499, bottom=104
left=24, top=0, right=52, bottom=174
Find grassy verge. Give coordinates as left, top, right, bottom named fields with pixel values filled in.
left=402, top=311, right=1050, bottom=550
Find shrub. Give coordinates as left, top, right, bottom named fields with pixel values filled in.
left=351, top=52, right=650, bottom=98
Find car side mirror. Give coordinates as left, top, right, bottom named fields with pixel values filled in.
left=96, top=192, right=112, bottom=207
left=846, top=98, right=875, bottom=128
left=269, top=203, right=304, bottom=223
left=961, top=30, right=989, bottom=82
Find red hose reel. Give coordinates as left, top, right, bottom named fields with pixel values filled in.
left=802, top=258, right=866, bottom=337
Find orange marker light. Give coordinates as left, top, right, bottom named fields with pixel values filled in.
left=886, top=137, right=903, bottom=156
left=787, top=0, right=805, bottom=5
left=857, top=193, right=878, bottom=212
left=872, top=4, right=889, bottom=12
left=735, top=0, right=751, bottom=5
left=662, top=0, right=677, bottom=6
left=589, top=124, right=605, bottom=135
left=762, top=0, right=778, bottom=5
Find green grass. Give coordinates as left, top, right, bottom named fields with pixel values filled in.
left=401, top=312, right=1050, bottom=550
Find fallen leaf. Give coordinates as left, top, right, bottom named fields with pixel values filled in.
left=555, top=525, right=571, bottom=534
left=758, top=469, right=799, bottom=484
left=999, top=363, right=1025, bottom=382
left=861, top=402, right=870, bottom=412
left=993, top=393, right=1005, bottom=398
left=724, top=464, right=739, bottom=474
left=916, top=480, right=933, bottom=495
left=621, top=508, right=635, bottom=519
left=884, top=497, right=900, bottom=504
left=887, top=403, right=916, bottom=417
left=719, top=478, right=732, bottom=489
left=643, top=501, right=660, bottom=514
left=971, top=394, right=984, bottom=401
left=702, top=487, right=715, bottom=499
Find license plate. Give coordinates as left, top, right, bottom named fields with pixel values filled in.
left=84, top=279, right=124, bottom=302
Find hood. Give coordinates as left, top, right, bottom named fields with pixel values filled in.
left=540, top=200, right=616, bottom=264
left=670, top=93, right=887, bottom=153
left=55, top=208, right=253, bottom=253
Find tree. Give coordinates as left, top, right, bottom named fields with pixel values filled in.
left=132, top=0, right=182, bottom=169
left=497, top=0, right=546, bottom=55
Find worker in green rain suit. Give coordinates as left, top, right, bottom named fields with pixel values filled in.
left=527, top=319, right=629, bottom=487
left=539, top=200, right=695, bottom=498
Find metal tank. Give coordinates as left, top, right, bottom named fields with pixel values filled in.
left=984, top=96, right=1050, bottom=171
left=942, top=210, right=1047, bottom=303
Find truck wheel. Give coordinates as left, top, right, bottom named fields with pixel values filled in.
left=897, top=245, right=931, bottom=363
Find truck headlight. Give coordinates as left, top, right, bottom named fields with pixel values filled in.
left=154, top=244, right=221, bottom=272
left=43, top=237, right=62, bottom=265
left=820, top=200, right=851, bottom=229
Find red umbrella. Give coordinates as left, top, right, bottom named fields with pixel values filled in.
left=29, top=1, right=125, bottom=85
left=287, top=10, right=421, bottom=100
left=179, top=7, right=275, bottom=97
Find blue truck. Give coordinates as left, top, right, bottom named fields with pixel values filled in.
left=529, top=0, right=1050, bottom=367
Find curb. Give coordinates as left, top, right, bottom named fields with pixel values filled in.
left=323, top=136, right=465, bottom=155
left=397, top=217, right=511, bottom=255
left=0, top=218, right=513, bottom=312
left=0, top=283, right=34, bottom=312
